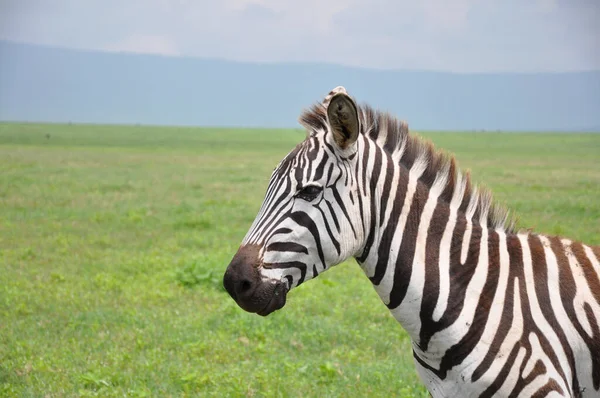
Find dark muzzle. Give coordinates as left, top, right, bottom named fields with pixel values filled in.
left=223, top=245, right=288, bottom=316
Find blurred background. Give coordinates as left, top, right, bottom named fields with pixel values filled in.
left=1, top=0, right=599, bottom=131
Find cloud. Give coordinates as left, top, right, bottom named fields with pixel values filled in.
left=0, top=0, right=598, bottom=72
left=535, top=0, right=558, bottom=13
left=104, top=34, right=180, bottom=56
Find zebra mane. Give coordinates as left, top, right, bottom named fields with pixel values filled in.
left=299, top=102, right=517, bottom=234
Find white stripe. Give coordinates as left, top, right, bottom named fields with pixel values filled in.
left=583, top=244, right=600, bottom=273
left=426, top=193, right=489, bottom=363
left=391, top=133, right=407, bottom=164
left=562, top=239, right=600, bottom=337
left=464, top=230, right=511, bottom=384
left=376, top=152, right=428, bottom=304
left=499, top=344, right=527, bottom=396
left=482, top=277, right=525, bottom=395
left=432, top=173, right=466, bottom=321
left=519, top=234, right=570, bottom=393
left=376, top=116, right=389, bottom=149
left=461, top=187, right=479, bottom=264
left=390, top=167, right=448, bottom=335
left=539, top=235, right=591, bottom=391
left=361, top=146, right=393, bottom=276
left=243, top=178, right=294, bottom=244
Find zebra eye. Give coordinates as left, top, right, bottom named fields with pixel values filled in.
left=296, top=184, right=323, bottom=201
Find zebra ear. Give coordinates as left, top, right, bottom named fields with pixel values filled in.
left=327, top=93, right=359, bottom=150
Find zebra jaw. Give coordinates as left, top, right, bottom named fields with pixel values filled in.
left=223, top=244, right=290, bottom=316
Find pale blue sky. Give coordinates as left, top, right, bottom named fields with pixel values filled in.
left=1, top=0, right=598, bottom=72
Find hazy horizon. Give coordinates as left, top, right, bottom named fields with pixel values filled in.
left=1, top=40, right=599, bottom=131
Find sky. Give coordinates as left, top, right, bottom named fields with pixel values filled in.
left=1, top=0, right=599, bottom=73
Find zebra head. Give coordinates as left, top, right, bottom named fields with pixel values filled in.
left=223, top=86, right=367, bottom=316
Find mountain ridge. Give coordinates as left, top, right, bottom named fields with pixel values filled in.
left=1, top=40, right=599, bottom=131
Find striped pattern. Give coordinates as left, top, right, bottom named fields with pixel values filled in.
left=230, top=87, right=600, bottom=397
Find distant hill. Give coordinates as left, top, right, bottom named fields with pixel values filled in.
left=1, top=40, right=599, bottom=131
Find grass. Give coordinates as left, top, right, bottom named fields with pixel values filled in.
left=0, top=122, right=599, bottom=397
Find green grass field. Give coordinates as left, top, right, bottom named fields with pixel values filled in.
left=1, top=123, right=599, bottom=397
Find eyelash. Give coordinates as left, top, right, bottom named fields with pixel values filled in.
left=296, top=185, right=323, bottom=201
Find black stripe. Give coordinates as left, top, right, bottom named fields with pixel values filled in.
left=387, top=183, right=427, bottom=309
left=418, top=202, right=449, bottom=349
left=252, top=180, right=294, bottom=240
left=329, top=170, right=357, bottom=239
left=255, top=201, right=294, bottom=244
left=378, top=149, right=392, bottom=227
left=290, top=211, right=326, bottom=267
left=472, top=234, right=516, bottom=383
left=528, top=234, right=579, bottom=393
left=314, top=202, right=341, bottom=255
left=324, top=199, right=341, bottom=233
left=370, top=171, right=409, bottom=285
left=312, top=154, right=328, bottom=182
left=272, top=228, right=293, bottom=236
left=264, top=261, right=307, bottom=286
left=551, top=237, right=600, bottom=390
left=438, top=230, right=500, bottom=376
left=266, top=242, right=308, bottom=254
left=357, top=146, right=387, bottom=263
left=419, top=214, right=479, bottom=349
left=479, top=344, right=521, bottom=398
left=361, top=139, right=369, bottom=197
left=413, top=349, right=444, bottom=379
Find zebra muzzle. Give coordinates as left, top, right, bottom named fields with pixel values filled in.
left=223, top=244, right=288, bottom=316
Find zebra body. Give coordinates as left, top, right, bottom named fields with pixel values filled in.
left=223, top=87, right=600, bottom=397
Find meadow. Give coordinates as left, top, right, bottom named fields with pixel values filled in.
left=1, top=122, right=599, bottom=397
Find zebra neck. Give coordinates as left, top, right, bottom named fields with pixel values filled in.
left=355, top=161, right=490, bottom=348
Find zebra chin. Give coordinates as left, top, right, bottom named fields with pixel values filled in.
left=223, top=244, right=289, bottom=316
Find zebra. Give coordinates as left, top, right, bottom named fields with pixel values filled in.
left=222, top=86, right=600, bottom=397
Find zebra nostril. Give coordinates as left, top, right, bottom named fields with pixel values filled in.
left=224, top=244, right=263, bottom=307
left=237, top=279, right=253, bottom=296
